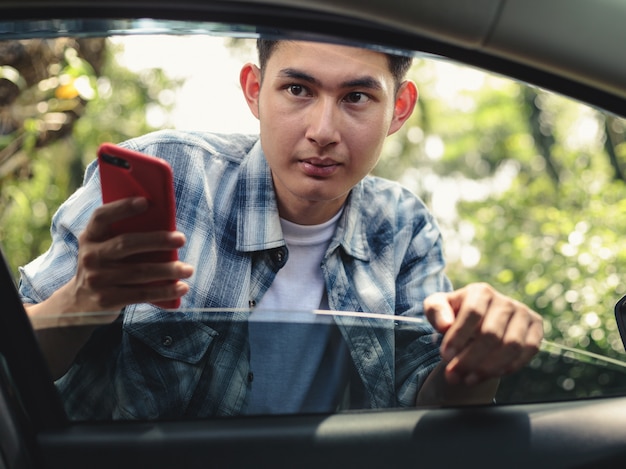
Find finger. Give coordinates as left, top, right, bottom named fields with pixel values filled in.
left=83, top=231, right=186, bottom=267
left=456, top=295, right=517, bottom=374
left=124, top=261, right=194, bottom=284
left=503, top=312, right=544, bottom=373
left=439, top=284, right=493, bottom=361
left=84, top=261, right=193, bottom=289
left=490, top=303, right=532, bottom=369
left=423, top=292, right=457, bottom=333
left=105, top=231, right=186, bottom=262
left=481, top=306, right=543, bottom=375
left=124, top=280, right=190, bottom=306
left=85, top=280, right=190, bottom=311
left=84, top=197, right=149, bottom=241
left=447, top=305, right=543, bottom=384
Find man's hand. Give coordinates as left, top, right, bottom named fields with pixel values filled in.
left=424, top=283, right=543, bottom=387
left=28, top=196, right=194, bottom=328
left=25, top=196, right=195, bottom=378
left=69, top=196, right=194, bottom=314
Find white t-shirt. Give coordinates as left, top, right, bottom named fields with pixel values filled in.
left=247, top=209, right=350, bottom=414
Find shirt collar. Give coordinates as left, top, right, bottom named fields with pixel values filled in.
left=236, top=139, right=284, bottom=252
left=333, top=182, right=371, bottom=262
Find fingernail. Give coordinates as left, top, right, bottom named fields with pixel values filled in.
left=168, top=231, right=185, bottom=243
left=175, top=282, right=189, bottom=294
left=131, top=197, right=148, bottom=210
left=181, top=264, right=194, bottom=277
left=441, top=308, right=455, bottom=326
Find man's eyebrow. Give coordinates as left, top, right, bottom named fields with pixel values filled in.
left=341, top=77, right=383, bottom=90
left=279, top=68, right=321, bottom=86
left=279, top=68, right=383, bottom=90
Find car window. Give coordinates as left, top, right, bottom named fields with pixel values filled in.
left=2, top=19, right=626, bottom=422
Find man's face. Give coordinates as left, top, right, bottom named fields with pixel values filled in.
left=241, top=41, right=416, bottom=224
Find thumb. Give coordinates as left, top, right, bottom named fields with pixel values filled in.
left=423, top=292, right=456, bottom=333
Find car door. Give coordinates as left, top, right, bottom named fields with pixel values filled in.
left=2, top=1, right=626, bottom=468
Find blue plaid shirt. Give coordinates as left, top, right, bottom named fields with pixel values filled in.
left=19, top=130, right=451, bottom=420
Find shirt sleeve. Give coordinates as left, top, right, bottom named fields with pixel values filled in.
left=332, top=177, right=452, bottom=408
left=392, top=195, right=452, bottom=406
left=18, top=160, right=102, bottom=304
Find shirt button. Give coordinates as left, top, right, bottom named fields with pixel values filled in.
left=249, top=300, right=256, bottom=308
left=272, top=248, right=287, bottom=266
left=162, top=335, right=173, bottom=347
left=247, top=372, right=254, bottom=383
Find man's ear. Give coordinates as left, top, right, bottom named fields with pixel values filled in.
left=240, top=63, right=262, bottom=120
left=387, top=80, right=418, bottom=136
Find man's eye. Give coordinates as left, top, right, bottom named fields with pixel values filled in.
left=287, top=84, right=307, bottom=96
left=344, top=92, right=369, bottom=104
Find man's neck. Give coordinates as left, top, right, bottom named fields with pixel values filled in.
left=277, top=199, right=346, bottom=225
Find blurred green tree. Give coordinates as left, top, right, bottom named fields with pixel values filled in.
left=0, top=38, right=180, bottom=278
left=375, top=58, right=626, bottom=359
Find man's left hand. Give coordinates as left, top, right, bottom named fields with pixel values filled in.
left=424, top=283, right=544, bottom=386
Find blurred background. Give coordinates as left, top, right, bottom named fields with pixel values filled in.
left=1, top=34, right=625, bottom=365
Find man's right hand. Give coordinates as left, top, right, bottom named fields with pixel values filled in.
left=71, top=196, right=193, bottom=313
left=24, top=196, right=194, bottom=379
left=26, top=196, right=194, bottom=328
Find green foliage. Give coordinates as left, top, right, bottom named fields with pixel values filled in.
left=0, top=38, right=180, bottom=277
left=0, top=146, right=73, bottom=279
left=72, top=41, right=181, bottom=172
left=377, top=58, right=626, bottom=360
left=456, top=160, right=626, bottom=358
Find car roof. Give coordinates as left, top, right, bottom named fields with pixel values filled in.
left=288, top=0, right=626, bottom=102
left=1, top=0, right=624, bottom=111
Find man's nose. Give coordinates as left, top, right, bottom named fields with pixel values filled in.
left=305, top=97, right=340, bottom=147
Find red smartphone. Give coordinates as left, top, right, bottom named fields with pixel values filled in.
left=97, top=142, right=180, bottom=309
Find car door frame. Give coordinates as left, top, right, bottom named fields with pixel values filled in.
left=2, top=1, right=626, bottom=468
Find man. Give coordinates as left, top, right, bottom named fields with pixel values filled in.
left=19, top=39, right=543, bottom=419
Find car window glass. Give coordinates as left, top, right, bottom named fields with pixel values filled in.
left=2, top=20, right=626, bottom=422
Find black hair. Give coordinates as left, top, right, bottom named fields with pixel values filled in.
left=256, top=38, right=413, bottom=87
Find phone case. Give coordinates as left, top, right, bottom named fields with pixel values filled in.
left=97, top=142, right=180, bottom=308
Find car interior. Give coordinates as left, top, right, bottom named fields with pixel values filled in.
left=2, top=1, right=626, bottom=468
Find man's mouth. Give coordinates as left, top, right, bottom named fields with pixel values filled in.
left=300, top=158, right=340, bottom=177
left=303, top=157, right=337, bottom=167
